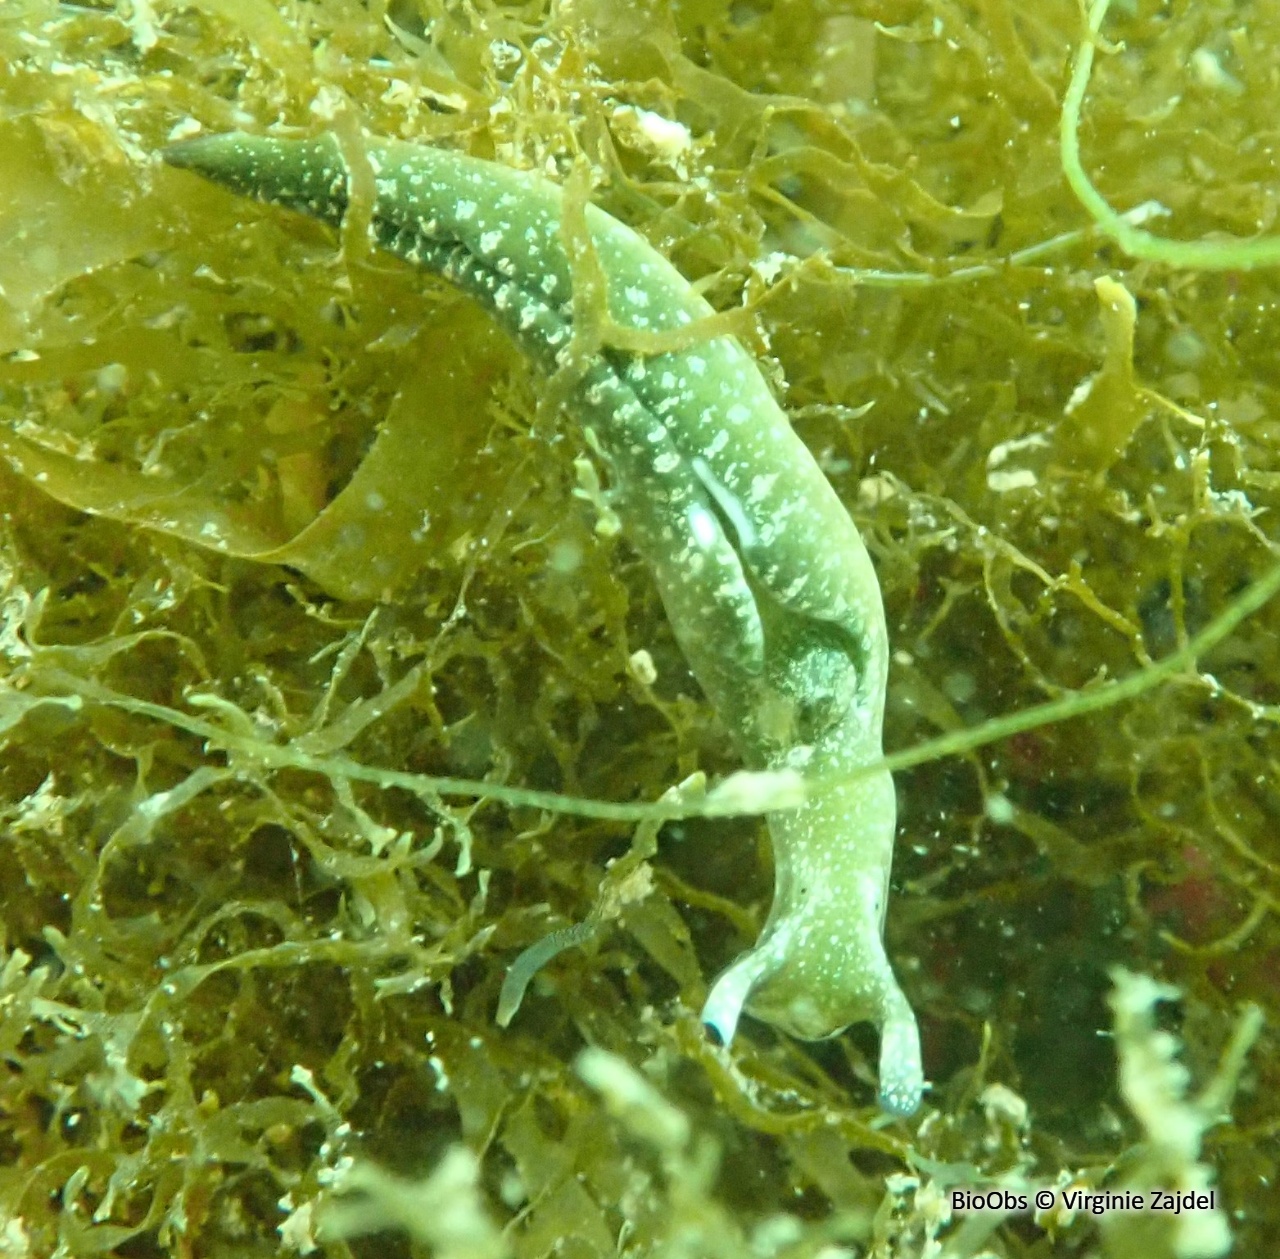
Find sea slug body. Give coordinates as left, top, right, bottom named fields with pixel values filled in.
left=163, top=130, right=924, bottom=1116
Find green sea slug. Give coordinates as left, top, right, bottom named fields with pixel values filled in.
left=163, top=130, right=924, bottom=1116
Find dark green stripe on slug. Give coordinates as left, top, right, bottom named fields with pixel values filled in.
left=163, top=130, right=924, bottom=1116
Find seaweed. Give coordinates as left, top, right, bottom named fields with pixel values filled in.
left=1, top=0, right=1278, bottom=1255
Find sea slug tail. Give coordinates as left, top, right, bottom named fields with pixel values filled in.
left=163, top=132, right=348, bottom=226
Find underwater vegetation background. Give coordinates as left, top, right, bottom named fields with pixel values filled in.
left=1, top=0, right=1278, bottom=1254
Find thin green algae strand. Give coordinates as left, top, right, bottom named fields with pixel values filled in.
left=1063, top=0, right=1280, bottom=269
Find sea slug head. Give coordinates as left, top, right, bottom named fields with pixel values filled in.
left=701, top=765, right=924, bottom=1116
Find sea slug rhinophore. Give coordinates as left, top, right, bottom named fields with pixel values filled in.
left=163, top=130, right=924, bottom=1115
